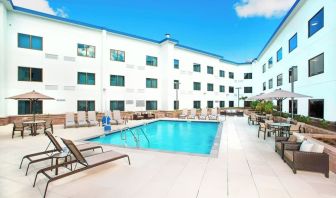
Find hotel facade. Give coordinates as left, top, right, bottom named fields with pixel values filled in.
left=0, top=0, right=335, bottom=121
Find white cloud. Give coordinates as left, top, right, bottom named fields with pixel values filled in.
left=235, top=0, right=296, bottom=18
left=12, top=0, right=68, bottom=18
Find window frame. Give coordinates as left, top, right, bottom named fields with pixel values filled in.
left=277, top=74, right=283, bottom=86
left=308, top=8, right=324, bottom=38
left=268, top=78, right=273, bottom=89
left=207, top=83, right=214, bottom=91
left=193, top=101, right=201, bottom=109
left=110, top=100, right=125, bottom=111
left=193, top=82, right=201, bottom=91
left=289, top=33, right=298, bottom=53
left=18, top=100, right=43, bottom=115
left=244, top=73, right=252, bottom=79
left=77, top=43, right=96, bottom=58
left=277, top=48, right=283, bottom=62
left=146, top=78, right=158, bottom=88
left=229, top=72, right=234, bottom=79
left=174, top=59, right=179, bottom=69
left=219, top=70, right=225, bottom=78
left=110, top=75, right=125, bottom=87
left=193, top=63, right=201, bottom=72
left=18, top=33, right=43, bottom=50
left=77, top=72, right=95, bottom=85
left=308, top=53, right=324, bottom=77
left=268, top=57, right=273, bottom=68
left=110, top=49, right=125, bottom=62
left=146, top=55, right=158, bottom=66
left=308, top=99, right=324, bottom=119
left=146, top=100, right=157, bottom=110
left=244, top=87, right=252, bottom=93
left=219, top=85, right=225, bottom=93
left=207, top=66, right=214, bottom=74
left=77, top=100, right=95, bottom=111
left=229, top=86, right=234, bottom=93
left=18, top=66, right=43, bottom=82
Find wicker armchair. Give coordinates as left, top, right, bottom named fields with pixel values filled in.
left=44, top=120, right=54, bottom=134
left=283, top=144, right=329, bottom=178
left=12, top=121, right=29, bottom=139
left=249, top=114, right=257, bottom=125
left=258, top=123, right=268, bottom=140
left=275, top=136, right=301, bottom=159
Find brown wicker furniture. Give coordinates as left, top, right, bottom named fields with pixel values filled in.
left=12, top=121, right=30, bottom=138
left=43, top=120, right=54, bottom=134
left=34, top=138, right=130, bottom=198
left=258, top=123, right=267, bottom=140
left=275, top=136, right=301, bottom=159
left=283, top=143, right=329, bottom=178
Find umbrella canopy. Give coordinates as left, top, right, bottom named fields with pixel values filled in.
left=257, top=89, right=311, bottom=100
left=6, top=90, right=55, bottom=100
left=6, top=90, right=55, bottom=121
left=246, top=93, right=265, bottom=101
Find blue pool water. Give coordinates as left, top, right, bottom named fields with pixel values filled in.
left=88, top=120, right=220, bottom=155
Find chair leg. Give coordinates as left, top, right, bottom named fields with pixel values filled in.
left=325, top=172, right=329, bottom=178
left=12, top=130, right=14, bottom=139
left=21, top=130, right=24, bottom=139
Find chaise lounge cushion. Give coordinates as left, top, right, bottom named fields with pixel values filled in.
left=311, top=143, right=324, bottom=153
left=288, top=135, right=297, bottom=142
left=284, top=150, right=294, bottom=162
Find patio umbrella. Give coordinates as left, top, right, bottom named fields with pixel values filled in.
left=6, top=90, right=55, bottom=121
left=246, top=93, right=265, bottom=101
left=257, top=89, right=311, bottom=118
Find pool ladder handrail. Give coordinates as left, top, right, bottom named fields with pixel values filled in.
left=120, top=126, right=150, bottom=147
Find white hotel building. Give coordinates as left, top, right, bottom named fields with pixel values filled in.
left=0, top=0, right=335, bottom=121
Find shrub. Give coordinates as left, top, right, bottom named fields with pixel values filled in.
left=250, top=101, right=259, bottom=109
left=264, top=101, right=273, bottom=114
left=320, top=119, right=329, bottom=128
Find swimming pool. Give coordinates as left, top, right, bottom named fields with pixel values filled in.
left=88, top=120, right=221, bottom=155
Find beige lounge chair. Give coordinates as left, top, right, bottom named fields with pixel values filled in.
left=113, top=110, right=125, bottom=125
left=209, top=108, right=218, bottom=120
left=199, top=108, right=208, bottom=120
left=77, top=111, right=88, bottom=127
left=179, top=109, right=188, bottom=119
left=64, top=112, right=76, bottom=128
left=188, top=108, right=196, bottom=119
left=33, top=138, right=130, bottom=198
left=87, top=111, right=99, bottom=126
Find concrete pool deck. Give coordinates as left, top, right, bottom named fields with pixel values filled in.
left=1, top=116, right=336, bottom=198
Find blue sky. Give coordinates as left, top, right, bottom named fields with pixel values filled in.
left=13, top=0, right=296, bottom=63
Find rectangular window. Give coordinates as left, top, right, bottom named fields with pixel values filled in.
left=309, top=8, right=324, bottom=37
left=309, top=53, right=324, bottom=77
left=289, top=100, right=297, bottom=115
left=207, top=83, right=213, bottom=91
left=263, top=82, right=266, bottom=91
left=174, top=59, right=179, bottom=69
left=193, top=63, right=201, bottom=72
left=207, top=101, right=213, bottom=108
left=174, top=80, right=179, bottom=89
left=193, top=101, right=201, bottom=109
left=229, top=72, right=234, bottom=79
left=207, top=66, right=214, bottom=74
left=219, top=85, right=225, bottom=93
left=229, top=101, right=234, bottom=107
left=309, top=99, right=324, bottom=119
left=18, top=67, right=43, bottom=82
left=244, top=73, right=252, bottom=79
left=77, top=100, right=95, bottom=111
left=219, top=70, right=225, bottom=77
left=262, top=64, right=266, bottom=73
left=268, top=78, right=273, bottom=89
left=146, top=55, right=158, bottom=66
left=268, top=57, right=273, bottom=68
left=146, top=78, right=158, bottom=88
left=174, top=100, right=179, bottom=110
left=193, top=82, right=201, bottom=91
left=229, top=86, right=234, bottom=93
left=110, top=75, right=125, bottom=87
left=289, top=67, right=298, bottom=83
left=244, top=87, right=252, bottom=93
left=110, top=49, right=125, bottom=62
left=18, top=33, right=43, bottom=50
left=110, top=100, right=125, bottom=111
left=277, top=74, right=283, bottom=86
left=220, top=101, right=225, bottom=108
left=146, top=101, right=157, bottom=110
left=289, top=33, right=298, bottom=53
left=78, top=72, right=95, bottom=85
left=18, top=100, right=42, bottom=115
left=277, top=48, right=282, bottom=62
left=77, top=43, right=95, bottom=58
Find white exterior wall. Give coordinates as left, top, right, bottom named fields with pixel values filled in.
left=0, top=4, right=252, bottom=116
left=0, top=3, right=7, bottom=117
left=252, top=0, right=336, bottom=121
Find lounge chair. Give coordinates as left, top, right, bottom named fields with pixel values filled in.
left=20, top=131, right=103, bottom=175
left=43, top=120, right=54, bottom=134
left=12, top=121, right=30, bottom=138
left=199, top=108, right=208, bottom=120
left=87, top=111, right=99, bottom=126
left=113, top=110, right=125, bottom=125
left=34, top=138, right=130, bottom=198
left=208, top=108, right=218, bottom=120
left=77, top=111, right=88, bottom=127
left=64, top=112, right=76, bottom=128
left=179, top=109, right=188, bottom=119
left=188, top=108, right=196, bottom=119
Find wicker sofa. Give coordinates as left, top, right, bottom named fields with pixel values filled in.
left=283, top=143, right=329, bottom=178
left=275, top=136, right=301, bottom=159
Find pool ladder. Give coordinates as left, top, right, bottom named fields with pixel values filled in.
left=120, top=126, right=150, bottom=147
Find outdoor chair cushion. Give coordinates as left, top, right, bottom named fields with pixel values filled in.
left=284, top=150, right=294, bottom=162
left=288, top=135, right=297, bottom=142
left=275, top=142, right=282, bottom=151
left=311, top=144, right=324, bottom=153
left=294, top=133, right=305, bottom=143
left=299, top=140, right=314, bottom=152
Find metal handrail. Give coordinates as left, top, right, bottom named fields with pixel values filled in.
left=138, top=128, right=150, bottom=146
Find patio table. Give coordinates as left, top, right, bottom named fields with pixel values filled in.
left=23, top=120, right=46, bottom=136
left=269, top=122, right=291, bottom=136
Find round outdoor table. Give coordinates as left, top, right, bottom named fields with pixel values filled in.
left=23, top=120, right=46, bottom=136
left=269, top=123, right=291, bottom=136
left=51, top=152, right=72, bottom=175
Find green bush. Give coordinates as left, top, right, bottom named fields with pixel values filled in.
left=320, top=119, right=329, bottom=128
left=264, top=101, right=273, bottom=114
left=250, top=101, right=259, bottom=109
